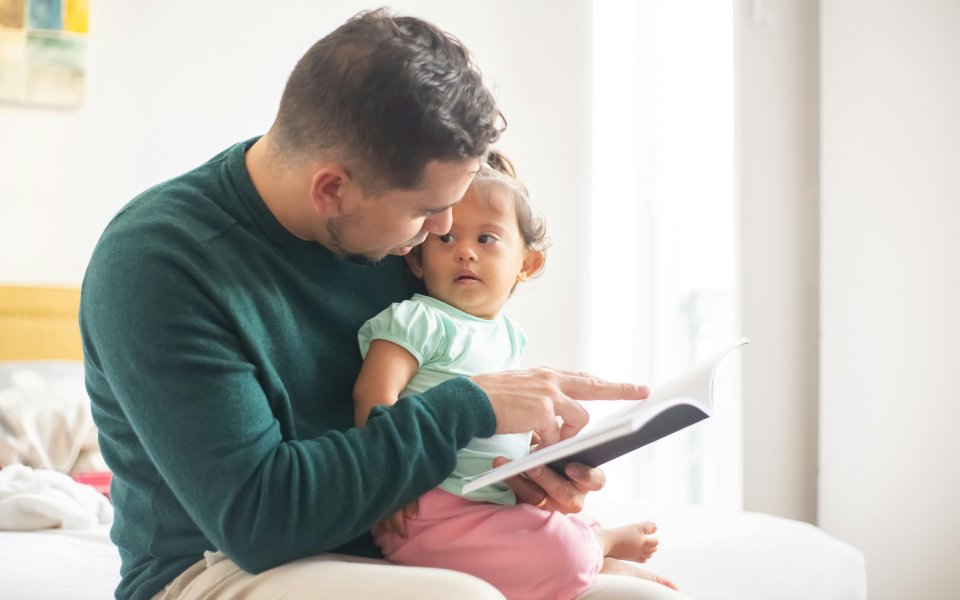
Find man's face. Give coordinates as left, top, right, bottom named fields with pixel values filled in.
left=326, top=159, right=480, bottom=264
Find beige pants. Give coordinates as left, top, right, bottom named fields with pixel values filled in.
left=152, top=551, right=692, bottom=600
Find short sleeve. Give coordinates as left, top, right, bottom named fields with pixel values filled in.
left=358, top=299, right=444, bottom=366
left=502, top=313, right=527, bottom=356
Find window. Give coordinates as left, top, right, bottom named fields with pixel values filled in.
left=585, top=0, right=739, bottom=512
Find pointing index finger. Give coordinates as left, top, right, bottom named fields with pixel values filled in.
left=554, top=370, right=649, bottom=401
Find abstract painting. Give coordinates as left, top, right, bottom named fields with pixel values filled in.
left=0, top=0, right=88, bottom=108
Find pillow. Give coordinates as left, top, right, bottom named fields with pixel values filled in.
left=0, top=361, right=101, bottom=473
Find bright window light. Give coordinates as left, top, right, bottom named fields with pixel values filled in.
left=586, top=0, right=739, bottom=512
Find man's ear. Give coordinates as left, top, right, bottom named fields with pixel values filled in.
left=520, top=250, right=545, bottom=280
left=310, top=167, right=350, bottom=218
left=405, top=249, right=425, bottom=279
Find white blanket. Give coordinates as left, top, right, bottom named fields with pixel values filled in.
left=0, top=362, right=102, bottom=472
left=0, top=464, right=113, bottom=530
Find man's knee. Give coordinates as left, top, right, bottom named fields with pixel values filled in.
left=280, top=557, right=506, bottom=600
left=401, top=567, right=505, bottom=600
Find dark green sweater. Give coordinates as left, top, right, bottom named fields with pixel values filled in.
left=80, top=139, right=496, bottom=600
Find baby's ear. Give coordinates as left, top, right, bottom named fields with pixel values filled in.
left=520, top=250, right=545, bottom=280
left=405, top=249, right=425, bottom=279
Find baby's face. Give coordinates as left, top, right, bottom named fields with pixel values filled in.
left=411, top=188, right=529, bottom=319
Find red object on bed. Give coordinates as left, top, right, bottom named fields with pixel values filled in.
left=70, top=471, right=112, bottom=498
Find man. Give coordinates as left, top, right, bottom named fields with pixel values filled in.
left=81, top=9, right=686, bottom=600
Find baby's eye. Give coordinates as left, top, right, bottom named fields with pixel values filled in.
left=478, top=234, right=498, bottom=244
left=438, top=233, right=454, bottom=244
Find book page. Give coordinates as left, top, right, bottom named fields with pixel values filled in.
left=601, top=337, right=749, bottom=425
left=461, top=338, right=748, bottom=495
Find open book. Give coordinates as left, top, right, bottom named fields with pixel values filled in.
left=461, top=338, right=749, bottom=495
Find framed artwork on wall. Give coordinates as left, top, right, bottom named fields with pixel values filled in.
left=0, top=0, right=89, bottom=108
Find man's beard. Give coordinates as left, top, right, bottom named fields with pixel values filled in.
left=326, top=217, right=381, bottom=266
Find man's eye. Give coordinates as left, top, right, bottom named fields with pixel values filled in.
left=478, top=234, right=497, bottom=244
left=439, top=234, right=453, bottom=244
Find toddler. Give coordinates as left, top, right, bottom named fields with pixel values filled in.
left=353, top=152, right=677, bottom=600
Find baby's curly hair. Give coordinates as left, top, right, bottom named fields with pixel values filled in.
left=473, top=150, right=550, bottom=257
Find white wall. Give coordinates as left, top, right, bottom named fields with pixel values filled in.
left=820, top=1, right=960, bottom=598
left=0, top=0, right=590, bottom=370
left=736, top=0, right=820, bottom=523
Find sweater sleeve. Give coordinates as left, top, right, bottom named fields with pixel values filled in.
left=80, top=221, right=495, bottom=574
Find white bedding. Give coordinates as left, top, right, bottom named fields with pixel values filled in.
left=0, top=509, right=866, bottom=600
left=0, top=362, right=100, bottom=473
left=639, top=510, right=868, bottom=600
left=0, top=524, right=120, bottom=600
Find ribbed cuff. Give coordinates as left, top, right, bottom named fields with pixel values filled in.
left=420, top=376, right=496, bottom=446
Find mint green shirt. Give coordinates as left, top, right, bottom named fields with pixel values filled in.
left=359, top=294, right=532, bottom=505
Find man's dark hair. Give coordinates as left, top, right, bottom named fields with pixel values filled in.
left=272, top=8, right=505, bottom=192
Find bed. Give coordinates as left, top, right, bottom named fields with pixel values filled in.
left=588, top=501, right=868, bottom=600
left=0, top=285, right=867, bottom=600
left=0, top=285, right=119, bottom=599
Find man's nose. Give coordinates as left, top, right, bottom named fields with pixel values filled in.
left=423, top=207, right=453, bottom=235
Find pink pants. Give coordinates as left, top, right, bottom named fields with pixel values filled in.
left=374, top=489, right=603, bottom=600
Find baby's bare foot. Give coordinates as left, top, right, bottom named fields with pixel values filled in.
left=599, top=521, right=659, bottom=563
left=601, top=558, right=679, bottom=591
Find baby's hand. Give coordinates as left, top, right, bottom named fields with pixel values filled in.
left=380, top=500, right=419, bottom=538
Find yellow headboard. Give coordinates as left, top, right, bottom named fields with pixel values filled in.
left=0, top=285, right=83, bottom=361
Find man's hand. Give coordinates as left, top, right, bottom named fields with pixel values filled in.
left=471, top=368, right=645, bottom=512
left=471, top=367, right=649, bottom=446
left=495, top=456, right=606, bottom=513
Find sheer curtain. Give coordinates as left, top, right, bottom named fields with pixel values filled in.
left=583, top=0, right=739, bottom=513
